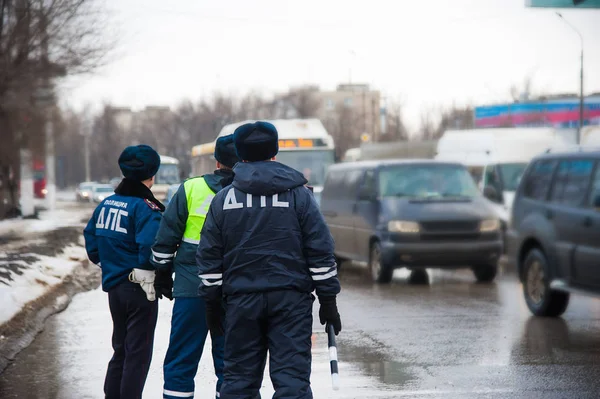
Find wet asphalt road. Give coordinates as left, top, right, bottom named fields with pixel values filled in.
left=1, top=264, right=600, bottom=398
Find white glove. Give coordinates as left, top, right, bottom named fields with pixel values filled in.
left=128, top=268, right=156, bottom=301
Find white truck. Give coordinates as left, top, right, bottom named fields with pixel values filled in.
left=342, top=141, right=438, bottom=162
left=435, top=128, right=577, bottom=223
left=581, top=126, right=600, bottom=146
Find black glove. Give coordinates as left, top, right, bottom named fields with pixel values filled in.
left=154, top=268, right=173, bottom=300
left=206, top=300, right=225, bottom=337
left=318, top=296, right=342, bottom=335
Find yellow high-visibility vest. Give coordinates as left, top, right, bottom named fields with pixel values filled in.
left=182, top=177, right=216, bottom=245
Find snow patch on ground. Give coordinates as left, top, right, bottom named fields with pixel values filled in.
left=0, top=205, right=89, bottom=237
left=33, top=190, right=77, bottom=207
left=0, top=247, right=86, bottom=325
left=0, top=199, right=91, bottom=327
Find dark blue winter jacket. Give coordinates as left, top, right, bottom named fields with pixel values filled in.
left=150, top=171, right=234, bottom=297
left=196, top=161, right=341, bottom=302
left=84, top=180, right=164, bottom=292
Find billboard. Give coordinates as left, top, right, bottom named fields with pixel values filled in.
left=475, top=100, right=600, bottom=128
left=526, top=0, right=600, bottom=7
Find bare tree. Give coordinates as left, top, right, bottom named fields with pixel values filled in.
left=236, top=91, right=272, bottom=120
left=510, top=74, right=535, bottom=103
left=54, top=108, right=86, bottom=187
left=415, top=104, right=474, bottom=141
left=381, top=99, right=409, bottom=142
left=437, top=103, right=474, bottom=133
left=322, top=103, right=361, bottom=160
left=90, top=104, right=129, bottom=182
left=275, top=85, right=321, bottom=119
left=417, top=107, right=438, bottom=141
left=0, top=0, right=113, bottom=218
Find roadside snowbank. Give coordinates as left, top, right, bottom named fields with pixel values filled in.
left=0, top=246, right=88, bottom=325
left=0, top=205, right=90, bottom=237
left=0, top=201, right=92, bottom=327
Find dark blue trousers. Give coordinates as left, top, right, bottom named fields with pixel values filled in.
left=163, top=297, right=224, bottom=399
left=220, top=290, right=314, bottom=399
left=104, top=281, right=158, bottom=399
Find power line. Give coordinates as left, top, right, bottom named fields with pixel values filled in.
left=108, top=3, right=521, bottom=30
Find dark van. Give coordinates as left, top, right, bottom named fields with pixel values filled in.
left=320, top=160, right=503, bottom=283
left=507, top=150, right=600, bottom=317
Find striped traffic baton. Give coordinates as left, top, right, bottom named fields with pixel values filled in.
left=328, top=324, right=340, bottom=390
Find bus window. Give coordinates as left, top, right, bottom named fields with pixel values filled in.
left=155, top=163, right=180, bottom=185
left=275, top=150, right=335, bottom=186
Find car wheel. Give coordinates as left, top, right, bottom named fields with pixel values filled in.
left=408, top=269, right=429, bottom=285
left=473, top=264, right=498, bottom=283
left=370, top=241, right=393, bottom=284
left=522, top=248, right=569, bottom=317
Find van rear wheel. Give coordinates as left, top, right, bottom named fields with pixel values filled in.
left=370, top=242, right=393, bottom=284
left=522, top=249, right=569, bottom=317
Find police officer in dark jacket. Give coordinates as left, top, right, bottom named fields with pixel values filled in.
left=151, top=135, right=239, bottom=399
left=196, top=121, right=342, bottom=399
left=84, top=145, right=167, bottom=399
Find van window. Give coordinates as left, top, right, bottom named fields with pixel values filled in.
left=341, top=169, right=363, bottom=199
left=498, top=163, right=527, bottom=191
left=358, top=169, right=377, bottom=198
left=523, top=160, right=556, bottom=201
left=484, top=165, right=501, bottom=192
left=550, top=160, right=594, bottom=207
left=549, top=162, right=569, bottom=203
left=588, top=165, right=600, bottom=207
left=323, top=168, right=362, bottom=200
left=467, top=166, right=483, bottom=185
left=322, top=170, right=344, bottom=200
left=378, top=164, right=478, bottom=199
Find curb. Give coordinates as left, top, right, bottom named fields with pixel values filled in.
left=0, top=258, right=101, bottom=374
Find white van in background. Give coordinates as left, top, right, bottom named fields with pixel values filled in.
left=435, top=128, right=577, bottom=223
left=581, top=126, right=600, bottom=146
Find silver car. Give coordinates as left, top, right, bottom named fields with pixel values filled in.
left=91, top=184, right=115, bottom=203
left=76, top=182, right=96, bottom=202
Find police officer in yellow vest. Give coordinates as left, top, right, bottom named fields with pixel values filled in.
left=151, top=135, right=239, bottom=399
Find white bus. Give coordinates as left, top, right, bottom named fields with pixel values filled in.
left=191, top=119, right=335, bottom=202
left=191, top=141, right=217, bottom=178
left=151, top=155, right=180, bottom=201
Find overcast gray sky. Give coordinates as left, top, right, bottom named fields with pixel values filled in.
left=60, top=0, right=600, bottom=131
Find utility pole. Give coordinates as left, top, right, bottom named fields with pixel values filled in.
left=45, top=114, right=56, bottom=210
left=556, top=12, right=584, bottom=144
left=19, top=143, right=34, bottom=218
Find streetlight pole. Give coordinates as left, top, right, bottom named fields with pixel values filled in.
left=556, top=12, right=584, bottom=144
